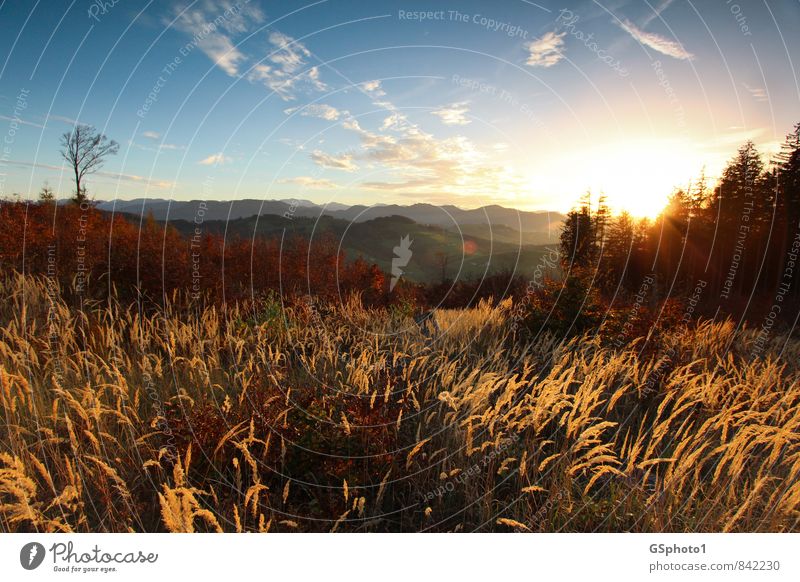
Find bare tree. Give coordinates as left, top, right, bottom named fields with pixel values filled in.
left=60, top=124, right=118, bottom=204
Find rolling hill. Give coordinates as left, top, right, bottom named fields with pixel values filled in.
left=97, top=198, right=563, bottom=244
left=152, top=212, right=557, bottom=284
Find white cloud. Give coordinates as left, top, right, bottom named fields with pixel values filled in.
left=171, top=1, right=264, bottom=76
left=342, top=113, right=519, bottom=200
left=277, top=82, right=526, bottom=204
left=431, top=102, right=471, bottom=126
left=310, top=150, right=358, bottom=172
left=284, top=103, right=342, bottom=121
left=247, top=32, right=327, bottom=100
left=381, top=113, right=408, bottom=130
left=526, top=31, right=566, bottom=68
left=198, top=152, right=232, bottom=165
left=361, top=80, right=386, bottom=97
left=267, top=31, right=307, bottom=71
left=618, top=19, right=694, bottom=60
left=342, top=119, right=363, bottom=132
left=280, top=176, right=339, bottom=189
left=142, top=130, right=160, bottom=140
left=201, top=35, right=246, bottom=75
left=170, top=2, right=326, bottom=101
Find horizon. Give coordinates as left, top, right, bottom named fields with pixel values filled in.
left=81, top=196, right=570, bottom=214
left=0, top=1, right=798, bottom=218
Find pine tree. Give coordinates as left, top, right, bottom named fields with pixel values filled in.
left=706, top=141, right=765, bottom=298
left=560, top=191, right=596, bottom=272
left=38, top=182, right=55, bottom=202
left=775, top=123, right=800, bottom=299
left=602, top=211, right=635, bottom=292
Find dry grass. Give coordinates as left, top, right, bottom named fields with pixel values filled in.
left=1, top=273, right=798, bottom=532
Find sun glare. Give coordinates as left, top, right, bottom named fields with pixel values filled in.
left=526, top=138, right=702, bottom=219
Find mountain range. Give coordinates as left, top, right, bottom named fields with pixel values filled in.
left=99, top=198, right=564, bottom=283
left=97, top=198, right=564, bottom=245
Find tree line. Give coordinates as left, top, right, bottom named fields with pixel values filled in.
left=559, top=122, right=800, bottom=325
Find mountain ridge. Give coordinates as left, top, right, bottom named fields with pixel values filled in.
left=94, top=198, right=564, bottom=239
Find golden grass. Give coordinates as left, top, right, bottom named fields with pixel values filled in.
left=1, top=273, right=798, bottom=532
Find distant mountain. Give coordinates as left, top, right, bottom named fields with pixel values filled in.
left=320, top=203, right=562, bottom=235
left=96, top=198, right=294, bottom=221
left=157, top=212, right=558, bottom=284
left=278, top=198, right=350, bottom=211
left=443, top=222, right=556, bottom=246
left=95, top=198, right=564, bottom=244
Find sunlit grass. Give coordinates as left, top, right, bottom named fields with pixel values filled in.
left=1, top=273, right=798, bottom=532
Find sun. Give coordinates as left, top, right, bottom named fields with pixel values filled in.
left=588, top=139, right=702, bottom=218
left=525, top=137, right=702, bottom=219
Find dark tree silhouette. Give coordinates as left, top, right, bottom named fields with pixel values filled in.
left=560, top=191, right=597, bottom=272
left=38, top=182, right=55, bottom=202
left=774, top=123, right=800, bottom=300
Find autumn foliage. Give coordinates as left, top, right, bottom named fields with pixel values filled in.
left=0, top=200, right=385, bottom=307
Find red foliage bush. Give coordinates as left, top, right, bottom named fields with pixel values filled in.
left=0, top=201, right=385, bottom=307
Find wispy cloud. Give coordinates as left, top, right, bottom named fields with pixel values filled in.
left=276, top=78, right=523, bottom=203
left=129, top=140, right=185, bottom=153
left=280, top=176, right=340, bottom=189
left=641, top=0, right=675, bottom=27
left=198, top=152, right=232, bottom=165
left=170, top=3, right=325, bottom=100
left=526, top=31, right=566, bottom=68
left=200, top=34, right=245, bottom=75
left=0, top=115, right=44, bottom=129
left=361, top=178, right=437, bottom=191
left=743, top=82, right=769, bottom=102
left=137, top=131, right=185, bottom=150
left=45, top=114, right=80, bottom=126
left=247, top=31, right=327, bottom=100
left=431, top=102, right=471, bottom=126
left=700, top=127, right=768, bottom=149
left=618, top=19, right=694, bottom=60
left=310, top=150, right=358, bottom=172
left=340, top=106, right=521, bottom=201
left=0, top=159, right=173, bottom=189
left=171, top=1, right=264, bottom=76
left=284, top=103, right=343, bottom=121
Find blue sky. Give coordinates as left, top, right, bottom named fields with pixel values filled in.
left=0, top=0, right=798, bottom=215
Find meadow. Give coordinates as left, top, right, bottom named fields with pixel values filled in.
left=1, top=272, right=798, bottom=532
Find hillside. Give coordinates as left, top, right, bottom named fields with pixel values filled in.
left=158, top=212, right=556, bottom=283
left=99, top=198, right=563, bottom=244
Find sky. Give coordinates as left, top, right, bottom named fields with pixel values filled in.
left=0, top=0, right=798, bottom=216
